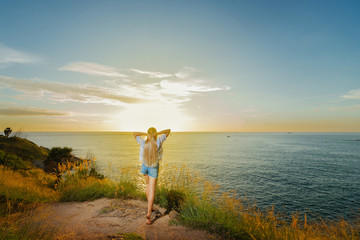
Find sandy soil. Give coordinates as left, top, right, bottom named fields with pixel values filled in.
left=31, top=198, right=218, bottom=240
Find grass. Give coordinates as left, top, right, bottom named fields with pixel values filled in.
left=0, top=166, right=58, bottom=215
left=56, top=157, right=114, bottom=201
left=0, top=136, right=48, bottom=162
left=114, top=165, right=145, bottom=200
left=58, top=176, right=116, bottom=202
left=113, top=232, right=144, bottom=240
left=0, top=208, right=61, bottom=240
left=1, top=153, right=359, bottom=239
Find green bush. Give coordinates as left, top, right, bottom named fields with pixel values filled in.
left=72, top=161, right=104, bottom=180
left=46, top=147, right=72, bottom=163
left=44, top=147, right=73, bottom=172
left=0, top=150, right=30, bottom=170
left=155, top=188, right=185, bottom=212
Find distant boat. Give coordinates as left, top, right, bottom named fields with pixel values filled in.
left=288, top=132, right=292, bottom=134
left=227, top=136, right=230, bottom=138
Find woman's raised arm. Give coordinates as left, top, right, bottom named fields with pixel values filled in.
left=157, top=129, right=171, bottom=138
left=133, top=132, right=147, bottom=139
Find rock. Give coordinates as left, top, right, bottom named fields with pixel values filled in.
left=168, top=210, right=180, bottom=219
left=34, top=160, right=45, bottom=169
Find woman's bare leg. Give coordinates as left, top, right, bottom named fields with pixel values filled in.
left=144, top=175, right=149, bottom=201
left=146, top=176, right=157, bottom=224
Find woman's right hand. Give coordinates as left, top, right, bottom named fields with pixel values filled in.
left=157, top=129, right=171, bottom=137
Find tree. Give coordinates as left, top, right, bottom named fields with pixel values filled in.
left=4, top=128, right=12, bottom=138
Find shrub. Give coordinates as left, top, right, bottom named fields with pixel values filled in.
left=46, top=147, right=72, bottom=163
left=155, top=188, right=185, bottom=213
left=0, top=150, right=31, bottom=170
left=57, top=159, right=104, bottom=180
left=50, top=147, right=72, bottom=160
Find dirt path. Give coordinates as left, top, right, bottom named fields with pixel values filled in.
left=32, top=198, right=218, bottom=240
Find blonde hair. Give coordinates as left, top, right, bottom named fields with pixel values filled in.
left=143, top=127, right=158, bottom=167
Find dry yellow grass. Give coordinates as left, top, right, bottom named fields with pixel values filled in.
left=0, top=166, right=60, bottom=239
left=0, top=166, right=58, bottom=204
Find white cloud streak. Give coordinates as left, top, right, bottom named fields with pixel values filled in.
left=342, top=89, right=360, bottom=99
left=131, top=68, right=173, bottom=78
left=59, top=61, right=128, bottom=77
left=0, top=42, right=41, bottom=68
left=174, top=66, right=197, bottom=79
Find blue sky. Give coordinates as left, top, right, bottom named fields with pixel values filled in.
left=1, top=0, right=360, bottom=131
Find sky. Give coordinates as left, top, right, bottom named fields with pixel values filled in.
left=0, top=0, right=360, bottom=132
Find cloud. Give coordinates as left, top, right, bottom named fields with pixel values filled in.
left=59, top=61, right=128, bottom=77
left=1, top=66, right=231, bottom=107
left=131, top=68, right=173, bottom=78
left=108, top=67, right=231, bottom=104
left=159, top=79, right=230, bottom=97
left=0, top=76, right=144, bottom=105
left=0, top=106, right=68, bottom=116
left=174, top=66, right=197, bottom=79
left=342, top=89, right=360, bottom=99
left=0, top=42, right=41, bottom=68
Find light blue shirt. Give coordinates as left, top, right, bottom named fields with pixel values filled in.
left=136, top=134, right=167, bottom=166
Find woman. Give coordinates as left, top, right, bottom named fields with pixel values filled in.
left=133, top=127, right=171, bottom=224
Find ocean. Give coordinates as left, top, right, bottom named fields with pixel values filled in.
left=24, top=132, right=360, bottom=221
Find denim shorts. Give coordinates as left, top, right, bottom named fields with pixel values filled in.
left=140, top=163, right=159, bottom=178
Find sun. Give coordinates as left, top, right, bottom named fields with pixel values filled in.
left=115, top=102, right=192, bottom=132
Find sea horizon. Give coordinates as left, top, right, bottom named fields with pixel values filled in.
left=15, top=131, right=360, bottom=133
